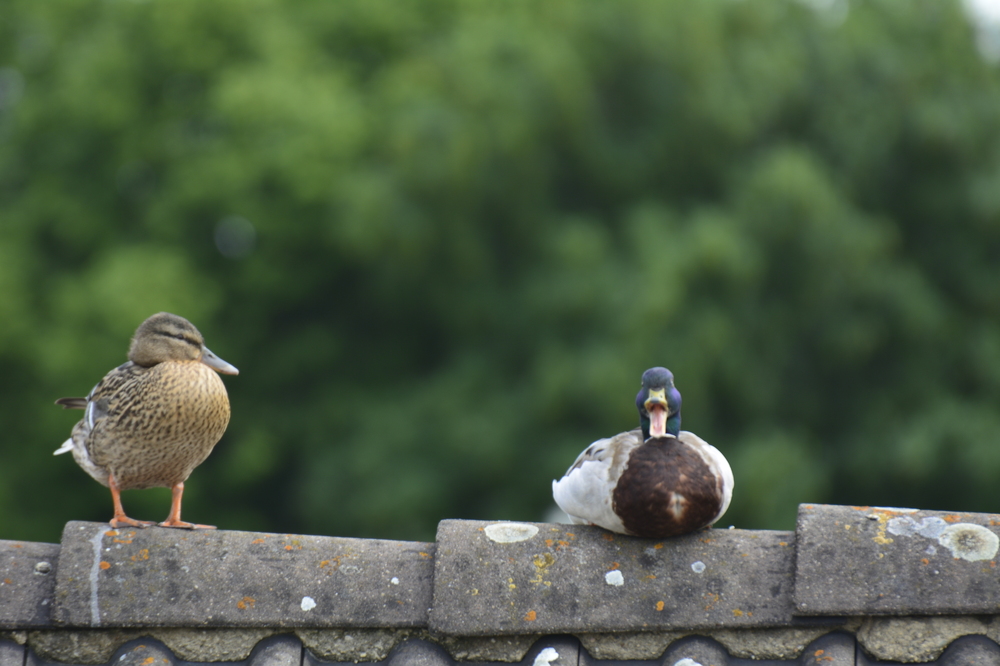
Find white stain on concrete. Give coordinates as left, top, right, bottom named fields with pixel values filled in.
left=390, top=577, right=400, bottom=585
left=605, top=570, right=624, bottom=586
left=301, top=596, right=317, bottom=611
left=484, top=522, right=539, bottom=543
left=886, top=515, right=999, bottom=562
left=673, top=659, right=704, bottom=666
left=887, top=516, right=947, bottom=539
left=88, top=528, right=106, bottom=626
left=532, top=647, right=560, bottom=666
left=937, top=523, right=1000, bottom=562
left=691, top=561, right=706, bottom=574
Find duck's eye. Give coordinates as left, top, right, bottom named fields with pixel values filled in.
left=163, top=331, right=194, bottom=344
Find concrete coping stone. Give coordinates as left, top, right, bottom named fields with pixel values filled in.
left=51, top=522, right=435, bottom=629
left=0, top=540, right=59, bottom=629
left=794, top=504, right=1000, bottom=615
left=428, top=519, right=809, bottom=634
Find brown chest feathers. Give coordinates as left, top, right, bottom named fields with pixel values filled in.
left=87, top=361, right=231, bottom=490
left=612, top=437, right=722, bottom=538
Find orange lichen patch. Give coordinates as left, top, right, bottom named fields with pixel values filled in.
left=113, top=538, right=133, bottom=544
left=11, top=544, right=22, bottom=549
left=99, top=562, right=111, bottom=571
left=944, top=514, right=963, bottom=523
left=530, top=553, right=556, bottom=587
left=991, top=561, right=997, bottom=568
left=700, top=538, right=713, bottom=544
left=284, top=545, right=294, bottom=551
left=557, top=540, right=569, bottom=548
left=703, top=592, right=720, bottom=611
left=523, top=610, right=537, bottom=621
left=251, top=539, right=266, bottom=545
left=603, top=534, right=615, bottom=542
left=3, top=579, right=12, bottom=585
left=813, top=648, right=834, bottom=663
left=105, top=530, right=119, bottom=537
left=733, top=609, right=744, bottom=617
left=921, top=558, right=930, bottom=565
left=867, top=512, right=895, bottom=546
left=655, top=601, right=665, bottom=611
left=646, top=575, right=657, bottom=580
left=141, top=657, right=155, bottom=665
left=319, top=555, right=350, bottom=573
left=565, top=533, right=575, bottom=538
left=545, top=539, right=554, bottom=548
left=236, top=597, right=255, bottom=610
left=608, top=562, right=620, bottom=570
left=131, top=549, right=149, bottom=562
left=419, top=552, right=431, bottom=558
left=654, top=543, right=664, bottom=549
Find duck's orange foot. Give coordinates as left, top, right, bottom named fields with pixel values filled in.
left=110, top=516, right=156, bottom=528
left=158, top=519, right=216, bottom=530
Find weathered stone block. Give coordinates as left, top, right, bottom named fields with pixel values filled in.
left=52, top=522, right=434, bottom=629
left=429, top=520, right=809, bottom=635
left=794, top=504, right=1000, bottom=616
left=0, top=540, right=59, bottom=629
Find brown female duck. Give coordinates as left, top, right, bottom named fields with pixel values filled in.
left=55, top=312, right=238, bottom=529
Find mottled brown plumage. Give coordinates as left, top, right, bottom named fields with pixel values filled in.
left=55, top=312, right=238, bottom=529
left=612, top=436, right=724, bottom=537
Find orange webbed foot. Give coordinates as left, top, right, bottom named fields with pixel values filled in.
left=158, top=519, right=216, bottom=530
left=110, top=516, right=156, bottom=528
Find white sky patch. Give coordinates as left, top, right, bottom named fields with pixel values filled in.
left=964, top=0, right=1000, bottom=62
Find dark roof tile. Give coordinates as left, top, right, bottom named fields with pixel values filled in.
left=0, top=639, right=26, bottom=666
left=246, top=635, right=302, bottom=666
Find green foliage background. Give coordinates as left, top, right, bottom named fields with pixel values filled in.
left=3, top=0, right=1000, bottom=543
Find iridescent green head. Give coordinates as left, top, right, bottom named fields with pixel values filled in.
left=635, top=367, right=681, bottom=439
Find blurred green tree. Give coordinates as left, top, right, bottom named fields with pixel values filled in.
left=2, top=0, right=999, bottom=543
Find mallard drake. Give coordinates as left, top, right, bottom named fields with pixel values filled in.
left=55, top=312, right=238, bottom=529
left=552, top=367, right=733, bottom=538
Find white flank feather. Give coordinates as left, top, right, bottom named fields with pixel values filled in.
left=53, top=438, right=74, bottom=455
left=551, top=430, right=643, bottom=534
